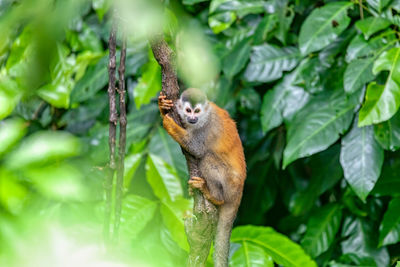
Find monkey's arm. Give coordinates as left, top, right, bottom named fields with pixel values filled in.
left=163, top=114, right=205, bottom=158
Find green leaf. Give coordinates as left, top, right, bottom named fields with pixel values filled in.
left=260, top=71, right=309, bottom=133
left=372, top=160, right=400, bottom=196
left=222, top=37, right=252, bottom=78
left=5, top=131, right=81, bottom=169
left=37, top=43, right=76, bottom=108
left=183, top=0, right=209, bottom=5
left=244, top=44, right=300, bottom=83
left=289, top=145, right=343, bottom=216
left=208, top=11, right=237, bottom=34
left=358, top=47, right=400, bottom=126
left=37, top=79, right=73, bottom=108
left=343, top=58, right=375, bottom=94
left=0, top=168, right=28, bottom=214
left=299, top=2, right=353, bottom=55
left=330, top=253, right=378, bottom=267
left=210, top=0, right=265, bottom=17
left=230, top=242, right=273, bottom=267
left=146, top=154, right=184, bottom=202
left=367, top=0, right=392, bottom=12
left=231, top=225, right=317, bottom=267
left=345, top=33, right=389, bottom=63
left=253, top=14, right=278, bottom=45
left=374, top=110, right=400, bottom=151
left=301, top=204, right=342, bottom=258
left=283, top=91, right=356, bottom=169
left=70, top=55, right=108, bottom=103
left=0, top=75, right=22, bottom=120
left=0, top=118, right=27, bottom=157
left=341, top=218, right=390, bottom=267
left=134, top=50, right=161, bottom=109
left=92, top=0, right=111, bottom=21
left=355, top=17, right=391, bottom=39
left=378, top=198, right=400, bottom=246
left=119, top=194, right=157, bottom=239
left=25, top=163, right=85, bottom=200
left=273, top=0, right=295, bottom=45
left=148, top=127, right=188, bottom=179
left=160, top=198, right=191, bottom=251
left=340, top=118, right=384, bottom=201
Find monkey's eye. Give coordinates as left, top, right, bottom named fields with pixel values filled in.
left=186, top=108, right=191, bottom=113
left=194, top=108, right=200, bottom=113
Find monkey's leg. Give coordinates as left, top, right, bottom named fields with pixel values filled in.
left=188, top=177, right=224, bottom=206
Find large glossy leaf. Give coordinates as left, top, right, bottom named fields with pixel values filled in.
left=230, top=242, right=273, bottom=267
left=222, top=37, right=252, bottom=78
left=359, top=47, right=400, bottom=126
left=301, top=204, right=342, bottom=258
left=378, top=198, right=400, bottom=246
left=345, top=32, right=395, bottom=63
left=260, top=71, right=309, bottom=133
left=343, top=57, right=375, bottom=94
left=283, top=91, right=356, bottom=169
left=299, top=2, right=353, bottom=55
left=133, top=50, right=161, bottom=109
left=119, top=194, right=157, bottom=239
left=341, top=218, right=390, bottom=267
left=244, top=44, right=300, bottom=83
left=367, top=0, right=392, bottom=12
left=340, top=118, right=384, bottom=201
left=231, top=225, right=317, bottom=267
left=372, top=160, right=400, bottom=196
left=374, top=110, right=400, bottom=150
left=146, top=154, right=184, bottom=202
left=355, top=17, right=391, bottom=39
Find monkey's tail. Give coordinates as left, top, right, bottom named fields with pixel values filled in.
left=213, top=203, right=238, bottom=267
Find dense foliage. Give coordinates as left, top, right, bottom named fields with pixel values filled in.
left=1, top=0, right=400, bottom=266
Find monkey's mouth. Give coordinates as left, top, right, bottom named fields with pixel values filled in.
left=187, top=117, right=198, bottom=124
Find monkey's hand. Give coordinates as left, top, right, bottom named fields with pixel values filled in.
left=158, top=92, right=174, bottom=116
left=188, top=177, right=224, bottom=206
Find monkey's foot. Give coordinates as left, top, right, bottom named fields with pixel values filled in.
left=188, top=177, right=224, bottom=206
left=188, top=176, right=205, bottom=190
left=158, top=94, right=174, bottom=111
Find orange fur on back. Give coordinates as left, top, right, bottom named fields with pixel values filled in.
left=210, top=103, right=246, bottom=181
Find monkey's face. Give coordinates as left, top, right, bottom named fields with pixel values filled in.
left=177, top=99, right=210, bottom=128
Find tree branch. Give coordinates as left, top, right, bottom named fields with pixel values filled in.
left=105, top=16, right=118, bottom=244
left=150, top=35, right=218, bottom=267
left=114, top=33, right=127, bottom=241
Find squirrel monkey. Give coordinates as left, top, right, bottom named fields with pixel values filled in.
left=158, top=88, right=246, bottom=267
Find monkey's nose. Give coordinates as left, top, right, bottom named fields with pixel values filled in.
left=188, top=117, right=198, bottom=124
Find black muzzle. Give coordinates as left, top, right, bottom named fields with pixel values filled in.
left=187, top=117, right=198, bottom=124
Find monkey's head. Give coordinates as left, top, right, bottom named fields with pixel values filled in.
left=177, top=88, right=210, bottom=128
